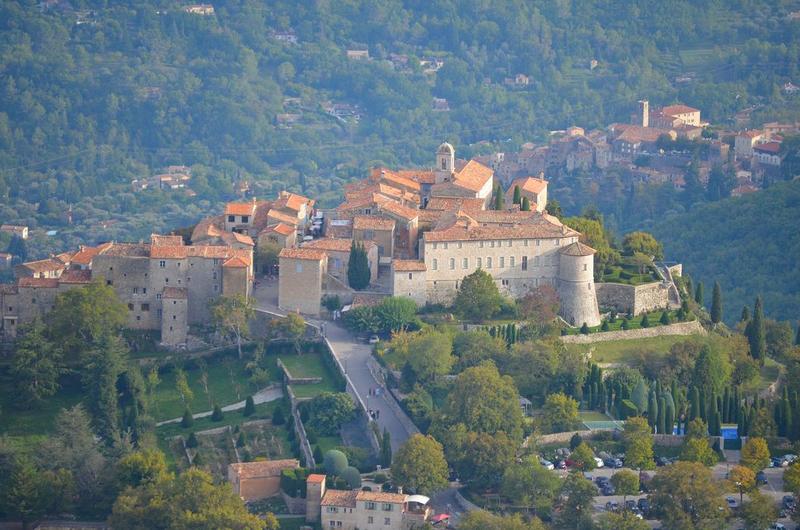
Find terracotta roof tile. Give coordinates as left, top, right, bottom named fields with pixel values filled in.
left=17, top=258, right=66, bottom=274
left=225, top=202, right=257, bottom=216
left=0, top=284, right=18, bottom=294
left=378, top=201, right=419, bottom=221
left=150, top=245, right=188, bottom=259
left=321, top=489, right=358, bottom=508
left=279, top=248, right=327, bottom=261
left=71, top=242, right=113, bottom=265
left=353, top=215, right=396, bottom=231
left=102, top=243, right=150, bottom=257
left=393, top=260, right=426, bottom=272
left=223, top=256, right=249, bottom=268
left=452, top=159, right=493, bottom=192
left=267, top=209, right=301, bottom=226
left=356, top=491, right=407, bottom=503
left=18, top=277, right=59, bottom=288
left=661, top=104, right=700, bottom=116
left=222, top=231, right=255, bottom=247
left=191, top=215, right=225, bottom=242
left=275, top=191, right=314, bottom=212
left=509, top=176, right=548, bottom=195
left=560, top=241, right=596, bottom=256
left=150, top=234, right=184, bottom=246
left=426, top=197, right=485, bottom=211
left=261, top=223, right=295, bottom=236
left=59, top=270, right=92, bottom=283
left=304, top=238, right=375, bottom=253
left=307, top=474, right=326, bottom=484
left=425, top=214, right=577, bottom=242
left=228, top=460, right=299, bottom=479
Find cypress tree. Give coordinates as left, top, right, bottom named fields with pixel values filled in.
left=598, top=383, right=606, bottom=412
left=587, top=386, right=593, bottom=410
left=512, top=185, right=522, bottom=205
left=694, top=282, right=704, bottom=306
left=381, top=429, right=392, bottom=467
left=710, top=281, right=723, bottom=324
left=521, top=196, right=531, bottom=211
left=648, top=391, right=658, bottom=428
left=243, top=396, right=255, bottom=416
left=186, top=432, right=198, bottom=448
left=640, top=313, right=650, bottom=328
left=211, top=403, right=224, bottom=422
left=665, top=399, right=675, bottom=435
left=493, top=185, right=504, bottom=210
left=347, top=242, right=370, bottom=290
left=313, top=445, right=324, bottom=464
left=659, top=311, right=670, bottom=325
left=741, top=305, right=751, bottom=322
left=686, top=276, right=694, bottom=299
left=712, top=409, right=722, bottom=436
left=181, top=407, right=194, bottom=428
left=690, top=387, right=700, bottom=421
left=621, top=318, right=630, bottom=330
left=699, top=389, right=707, bottom=423
left=747, top=296, right=767, bottom=362
left=795, top=322, right=800, bottom=346
left=601, top=320, right=609, bottom=331
left=580, top=322, right=590, bottom=334
left=723, top=387, right=730, bottom=423
left=657, top=397, right=666, bottom=434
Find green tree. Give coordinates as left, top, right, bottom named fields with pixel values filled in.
left=82, top=332, right=127, bottom=440
left=783, top=461, right=800, bottom=492
left=390, top=434, right=449, bottom=495
left=48, top=279, right=127, bottom=362
left=442, top=427, right=515, bottom=491
left=557, top=472, right=597, bottom=530
left=640, top=313, right=650, bottom=328
left=597, top=511, right=649, bottom=530
left=380, top=429, right=392, bottom=468
left=347, top=241, right=371, bottom=290
left=692, top=345, right=732, bottom=396
left=211, top=403, right=224, bottom=422
left=243, top=396, right=255, bottom=416
left=649, top=461, right=727, bottom=530
left=453, top=269, right=503, bottom=322
left=441, top=363, right=524, bottom=440
left=270, top=312, right=306, bottom=354
left=680, top=437, right=717, bottom=466
left=406, top=331, right=454, bottom=383
left=323, top=450, right=348, bottom=476
left=740, top=437, right=770, bottom=471
left=710, top=281, right=723, bottom=324
left=494, top=184, right=505, bottom=210
left=375, top=296, right=418, bottom=332
left=521, top=196, right=531, bottom=211
left=10, top=319, right=64, bottom=404
left=512, top=185, right=522, bottom=204
left=501, top=456, right=560, bottom=515
left=110, top=468, right=269, bottom=530
left=569, top=442, right=597, bottom=471
left=452, top=330, right=506, bottom=371
left=254, top=239, right=281, bottom=275
left=307, top=392, right=356, bottom=435
left=622, top=231, right=663, bottom=259
left=2, top=459, right=46, bottom=529
left=741, top=489, right=778, bottom=530
left=746, top=296, right=766, bottom=361
left=211, top=294, right=254, bottom=360
left=459, top=511, right=546, bottom=530
left=610, top=469, right=639, bottom=504
left=181, top=408, right=194, bottom=428
left=623, top=417, right=655, bottom=471
left=727, top=465, right=756, bottom=503
left=540, top=392, right=580, bottom=434
left=341, top=466, right=361, bottom=489
left=116, top=449, right=171, bottom=489
left=695, top=281, right=704, bottom=307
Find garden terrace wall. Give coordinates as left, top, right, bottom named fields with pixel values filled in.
left=596, top=281, right=672, bottom=316
left=560, top=320, right=705, bottom=344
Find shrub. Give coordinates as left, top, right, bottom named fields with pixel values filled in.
left=341, top=466, right=362, bottom=489
left=237, top=432, right=246, bottom=447
left=660, top=311, right=670, bottom=325
left=640, top=313, right=650, bottom=328
left=272, top=406, right=286, bottom=425
left=211, top=404, right=224, bottom=422
left=181, top=408, right=194, bottom=428
left=621, top=318, right=630, bottom=330
left=373, top=472, right=388, bottom=484
left=186, top=432, right=198, bottom=448
left=306, top=429, right=318, bottom=444
left=243, top=396, right=255, bottom=416
left=570, top=433, right=584, bottom=450
left=601, top=321, right=609, bottom=331
left=580, top=322, right=590, bottom=334
left=617, top=399, right=638, bottom=420
left=313, top=445, right=324, bottom=464
left=323, top=450, right=349, bottom=476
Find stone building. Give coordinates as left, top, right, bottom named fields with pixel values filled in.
left=390, top=260, right=427, bottom=306
left=278, top=248, right=328, bottom=315
left=0, top=234, right=253, bottom=346
left=228, top=459, right=299, bottom=502
left=505, top=175, right=548, bottom=212
left=302, top=238, right=378, bottom=284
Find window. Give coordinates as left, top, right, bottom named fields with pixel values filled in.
left=486, top=257, right=492, bottom=268
left=366, top=502, right=376, bottom=510
left=462, top=257, right=468, bottom=269
left=141, top=303, right=149, bottom=311
left=327, top=507, right=337, bottom=513
left=329, top=522, right=336, bottom=527
left=31, top=298, right=36, bottom=304
left=7, top=307, right=11, bottom=312
left=522, top=256, right=528, bottom=271
left=213, top=272, right=217, bottom=280
left=241, top=215, right=249, bottom=223
left=432, top=258, right=438, bottom=270
left=432, top=243, right=437, bottom=250
left=295, top=263, right=303, bottom=273
left=490, top=241, right=495, bottom=248
left=383, top=504, right=393, bottom=511
left=106, top=279, right=112, bottom=286
left=457, top=242, right=462, bottom=249
left=583, top=263, right=588, bottom=271
left=443, top=242, right=448, bottom=249
left=507, top=240, right=512, bottom=247
left=136, top=315, right=141, bottom=321
left=368, top=517, right=374, bottom=524
left=476, top=257, right=482, bottom=268
left=156, top=293, right=162, bottom=300
left=441, top=158, right=446, bottom=170
left=228, top=215, right=235, bottom=222
left=159, top=260, right=166, bottom=268
left=133, top=287, right=139, bottom=294
left=408, top=273, right=413, bottom=280
left=536, top=239, right=540, bottom=247
left=214, top=285, right=218, bottom=292
left=555, top=239, right=560, bottom=246
left=143, top=287, right=147, bottom=294
left=157, top=309, right=162, bottom=317
left=173, top=300, right=177, bottom=305
left=510, top=256, right=515, bottom=267
left=479, top=241, right=484, bottom=248
left=502, top=279, right=509, bottom=286
left=169, top=326, right=173, bottom=331
left=499, top=257, right=505, bottom=268
left=588, top=283, right=592, bottom=290
left=384, top=518, right=391, bottom=525
left=449, top=258, right=455, bottom=270
left=128, top=303, right=134, bottom=311
left=524, top=239, right=529, bottom=247
left=165, top=278, right=169, bottom=283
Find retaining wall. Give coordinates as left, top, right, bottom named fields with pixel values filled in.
left=596, top=281, right=673, bottom=316
left=286, top=385, right=316, bottom=468
left=560, top=320, right=705, bottom=344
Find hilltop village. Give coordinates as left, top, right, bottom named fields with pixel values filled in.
left=0, top=141, right=688, bottom=348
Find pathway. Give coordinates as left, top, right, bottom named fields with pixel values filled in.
left=156, top=385, right=284, bottom=426
left=252, top=278, right=415, bottom=452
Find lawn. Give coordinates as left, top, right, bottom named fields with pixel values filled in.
left=291, top=381, right=340, bottom=399
left=279, top=353, right=329, bottom=379
left=578, top=410, right=612, bottom=422
left=563, top=309, right=689, bottom=335
left=151, top=357, right=262, bottom=422
left=313, top=435, right=341, bottom=454
left=563, top=334, right=697, bottom=364
left=601, top=262, right=659, bottom=286
left=0, top=371, right=84, bottom=438
left=156, top=400, right=284, bottom=440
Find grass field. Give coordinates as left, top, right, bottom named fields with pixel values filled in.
left=563, top=334, right=698, bottom=363
left=280, top=352, right=342, bottom=398
left=0, top=372, right=84, bottom=438
left=563, top=310, right=688, bottom=335
left=579, top=410, right=612, bottom=422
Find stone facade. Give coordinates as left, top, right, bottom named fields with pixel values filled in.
left=228, top=459, right=299, bottom=502
left=160, top=287, right=188, bottom=346
left=278, top=248, right=327, bottom=315
left=391, top=261, right=427, bottom=306
left=560, top=320, right=705, bottom=344
left=596, top=281, right=673, bottom=316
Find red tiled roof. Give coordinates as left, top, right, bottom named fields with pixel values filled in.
left=560, top=241, right=596, bottom=256
left=225, top=202, right=257, bottom=216
left=307, top=474, right=326, bottom=484
left=261, top=223, right=295, bottom=236
left=222, top=231, right=255, bottom=247
left=425, top=197, right=485, bottom=212
left=71, top=242, right=113, bottom=265
left=102, top=243, right=150, bottom=257
left=509, top=176, right=548, bottom=195
left=18, top=277, right=59, bottom=288
left=191, top=215, right=225, bottom=242
left=223, top=256, right=249, bottom=268
left=393, top=260, right=426, bottom=271
left=150, top=245, right=188, bottom=259
left=279, top=248, right=327, bottom=261
left=754, top=141, right=781, bottom=154
left=356, top=491, right=407, bottom=503
left=0, top=283, right=18, bottom=294
left=267, top=209, right=301, bottom=226
left=275, top=191, right=314, bottom=212
left=378, top=200, right=419, bottom=221
left=150, top=234, right=184, bottom=246
left=321, top=489, right=358, bottom=508
left=661, top=104, right=700, bottom=116
left=453, top=159, right=493, bottom=192
left=17, top=258, right=65, bottom=274
left=353, top=215, right=396, bottom=231
left=59, top=269, right=92, bottom=283
left=425, top=213, right=577, bottom=242
left=229, top=460, right=299, bottom=479
left=303, top=238, right=375, bottom=252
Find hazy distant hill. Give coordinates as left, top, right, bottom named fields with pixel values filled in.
left=653, top=180, right=800, bottom=323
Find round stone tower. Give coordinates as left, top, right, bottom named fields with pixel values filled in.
left=557, top=241, right=601, bottom=327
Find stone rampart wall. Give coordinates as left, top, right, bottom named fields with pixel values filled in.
left=596, top=281, right=672, bottom=316
left=560, top=320, right=705, bottom=344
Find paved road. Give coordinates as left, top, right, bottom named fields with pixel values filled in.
left=252, top=278, right=414, bottom=452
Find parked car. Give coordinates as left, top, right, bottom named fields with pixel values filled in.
left=554, top=459, right=567, bottom=470
left=594, top=457, right=605, bottom=468
left=655, top=456, right=670, bottom=466
left=368, top=334, right=380, bottom=344
left=637, top=498, right=650, bottom=515
left=624, top=500, right=637, bottom=512
left=601, top=484, right=615, bottom=495
left=726, top=496, right=738, bottom=510
left=605, top=501, right=620, bottom=512
left=595, top=476, right=610, bottom=486
left=757, top=471, right=768, bottom=485
left=782, top=495, right=796, bottom=511
left=773, top=457, right=785, bottom=467
left=539, top=458, right=555, bottom=470
left=604, top=457, right=623, bottom=468
left=769, top=523, right=786, bottom=530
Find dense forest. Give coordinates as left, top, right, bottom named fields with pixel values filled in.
left=652, top=179, right=800, bottom=324
left=1, top=0, right=799, bottom=315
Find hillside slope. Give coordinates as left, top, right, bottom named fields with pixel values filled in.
left=652, top=180, right=800, bottom=323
